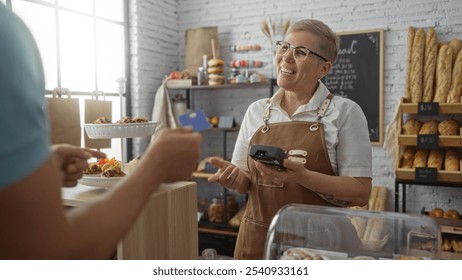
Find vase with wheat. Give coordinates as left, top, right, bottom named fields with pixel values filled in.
left=261, top=17, right=291, bottom=78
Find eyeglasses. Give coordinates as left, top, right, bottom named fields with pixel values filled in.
left=275, top=41, right=328, bottom=62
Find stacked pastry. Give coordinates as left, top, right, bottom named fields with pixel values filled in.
left=207, top=58, right=225, bottom=85
left=405, top=26, right=462, bottom=103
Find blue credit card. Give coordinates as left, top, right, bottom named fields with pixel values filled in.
left=178, top=110, right=212, bottom=132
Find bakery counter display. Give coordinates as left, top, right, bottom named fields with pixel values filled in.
left=423, top=207, right=462, bottom=259
left=264, top=204, right=441, bottom=260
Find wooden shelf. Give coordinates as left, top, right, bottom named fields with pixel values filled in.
left=198, top=227, right=238, bottom=237
left=400, top=102, right=462, bottom=114
left=395, top=168, right=462, bottom=182
left=398, top=135, right=462, bottom=147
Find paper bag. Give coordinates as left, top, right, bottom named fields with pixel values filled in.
left=185, top=26, right=219, bottom=74
left=84, top=91, right=112, bottom=149
left=46, top=88, right=81, bottom=146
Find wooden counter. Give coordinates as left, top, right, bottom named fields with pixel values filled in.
left=61, top=181, right=198, bottom=260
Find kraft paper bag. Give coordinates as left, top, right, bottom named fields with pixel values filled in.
left=84, top=91, right=112, bottom=149
left=47, top=88, right=81, bottom=146
left=185, top=26, right=219, bottom=74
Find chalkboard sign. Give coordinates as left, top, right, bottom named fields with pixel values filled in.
left=323, top=29, right=384, bottom=145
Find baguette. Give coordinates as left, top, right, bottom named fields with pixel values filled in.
left=427, top=149, right=444, bottom=170
left=438, top=119, right=459, bottom=136
left=433, top=44, right=453, bottom=103
left=410, top=28, right=425, bottom=103
left=449, top=38, right=462, bottom=63
left=444, top=148, right=460, bottom=171
left=422, top=28, right=437, bottom=102
left=405, top=26, right=416, bottom=101
left=447, top=50, right=462, bottom=103
left=413, top=149, right=429, bottom=168
left=401, top=146, right=416, bottom=169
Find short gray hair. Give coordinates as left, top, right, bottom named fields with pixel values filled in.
left=287, top=19, right=339, bottom=63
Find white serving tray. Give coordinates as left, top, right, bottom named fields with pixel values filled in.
left=84, top=121, right=157, bottom=139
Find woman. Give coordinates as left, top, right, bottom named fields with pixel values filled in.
left=208, top=19, right=372, bottom=259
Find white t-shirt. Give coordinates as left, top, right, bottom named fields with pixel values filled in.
left=231, top=81, right=372, bottom=178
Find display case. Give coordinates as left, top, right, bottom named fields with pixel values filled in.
left=264, top=204, right=441, bottom=260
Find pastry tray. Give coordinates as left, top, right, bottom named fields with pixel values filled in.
left=84, top=121, right=157, bottom=139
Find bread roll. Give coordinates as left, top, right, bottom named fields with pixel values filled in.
left=444, top=148, right=460, bottom=171
left=427, top=149, right=444, bottom=170
left=443, top=209, right=460, bottom=219
left=447, top=50, right=462, bottom=103
left=429, top=207, right=444, bottom=218
left=405, top=26, right=416, bottom=101
left=433, top=44, right=453, bottom=103
left=438, top=119, right=459, bottom=135
left=410, top=28, right=425, bottom=103
left=422, top=28, right=437, bottom=102
left=449, top=38, right=462, bottom=63
left=419, top=120, right=439, bottom=134
left=413, top=149, right=429, bottom=168
left=401, top=146, right=416, bottom=168
left=402, top=118, right=422, bottom=135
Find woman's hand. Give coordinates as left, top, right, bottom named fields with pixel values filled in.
left=208, top=157, right=250, bottom=193
left=254, top=158, right=308, bottom=186
left=51, top=144, right=106, bottom=187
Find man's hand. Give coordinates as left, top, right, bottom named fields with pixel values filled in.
left=52, top=144, right=106, bottom=187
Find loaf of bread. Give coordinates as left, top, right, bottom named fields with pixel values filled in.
left=438, top=119, right=460, bottom=135
left=401, top=146, right=416, bottom=168
left=422, top=28, right=437, bottom=102
left=413, top=149, right=429, bottom=168
left=410, top=28, right=425, bottom=103
left=405, top=26, right=415, bottom=101
left=447, top=50, right=462, bottom=103
left=402, top=118, right=422, bottom=135
left=433, top=44, right=454, bottom=103
left=427, top=149, right=444, bottom=170
left=419, top=120, right=439, bottom=134
left=444, top=148, right=460, bottom=171
left=449, top=38, right=462, bottom=63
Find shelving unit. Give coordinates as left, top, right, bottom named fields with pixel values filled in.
left=394, top=98, right=462, bottom=212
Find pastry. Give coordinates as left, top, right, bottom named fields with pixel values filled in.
left=93, top=117, right=112, bottom=124
left=438, top=119, right=459, bottom=136
left=447, top=50, right=462, bottom=103
left=443, top=209, right=460, bottom=219
left=433, top=44, right=453, bottom=103
left=429, top=207, right=444, bottom=218
left=83, top=162, right=102, bottom=175
left=427, top=149, right=443, bottom=170
left=442, top=239, right=452, bottom=251
left=419, top=120, right=439, bottom=134
left=405, top=26, right=415, bottom=101
left=281, top=248, right=325, bottom=260
left=402, top=118, right=422, bottom=135
left=410, top=28, right=425, bottom=103
left=444, top=148, right=460, bottom=171
left=422, top=28, right=437, bottom=102
left=413, top=149, right=429, bottom=168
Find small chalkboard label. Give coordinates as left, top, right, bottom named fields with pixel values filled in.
left=218, top=116, right=234, bottom=128
left=418, top=102, right=439, bottom=115
left=415, top=167, right=437, bottom=183
left=416, top=134, right=439, bottom=149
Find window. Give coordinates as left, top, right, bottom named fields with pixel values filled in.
left=7, top=0, right=128, bottom=160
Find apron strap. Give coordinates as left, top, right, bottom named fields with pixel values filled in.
left=310, top=93, right=334, bottom=131
left=261, top=99, right=272, bottom=133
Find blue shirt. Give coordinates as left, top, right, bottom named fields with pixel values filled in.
left=0, top=4, right=50, bottom=189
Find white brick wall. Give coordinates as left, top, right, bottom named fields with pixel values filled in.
left=129, top=0, right=462, bottom=214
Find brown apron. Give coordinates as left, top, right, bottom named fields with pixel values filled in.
left=234, top=94, right=337, bottom=260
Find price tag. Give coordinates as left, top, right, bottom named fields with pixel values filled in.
left=417, top=102, right=439, bottom=115
left=415, top=167, right=437, bottom=183
left=218, top=116, right=234, bottom=128
left=416, top=134, right=438, bottom=149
